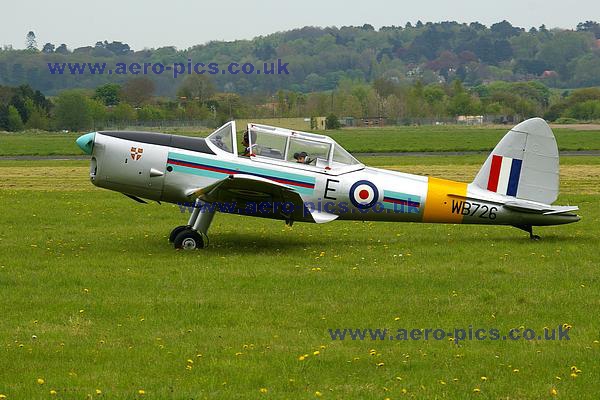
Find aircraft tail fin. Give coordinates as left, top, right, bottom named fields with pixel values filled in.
left=472, top=118, right=559, bottom=204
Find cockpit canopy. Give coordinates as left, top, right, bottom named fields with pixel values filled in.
left=206, top=121, right=362, bottom=171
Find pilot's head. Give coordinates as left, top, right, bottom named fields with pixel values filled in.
left=294, top=151, right=308, bottom=163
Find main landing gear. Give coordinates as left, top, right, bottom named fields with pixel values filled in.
left=514, top=225, right=541, bottom=240
left=169, top=199, right=215, bottom=250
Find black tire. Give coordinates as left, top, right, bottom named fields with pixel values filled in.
left=169, top=225, right=190, bottom=243
left=173, top=229, right=205, bottom=250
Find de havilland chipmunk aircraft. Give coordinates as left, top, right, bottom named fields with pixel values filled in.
left=76, top=118, right=579, bottom=249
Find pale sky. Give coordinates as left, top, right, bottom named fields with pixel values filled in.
left=2, top=0, right=599, bottom=50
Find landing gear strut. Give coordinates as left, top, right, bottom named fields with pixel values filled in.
left=514, top=225, right=541, bottom=240
left=169, top=199, right=215, bottom=249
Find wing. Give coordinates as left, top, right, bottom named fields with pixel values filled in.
left=185, top=174, right=337, bottom=224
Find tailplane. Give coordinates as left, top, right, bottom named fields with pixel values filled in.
left=472, top=118, right=559, bottom=204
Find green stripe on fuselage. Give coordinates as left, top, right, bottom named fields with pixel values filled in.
left=382, top=189, right=421, bottom=212
left=167, top=152, right=316, bottom=194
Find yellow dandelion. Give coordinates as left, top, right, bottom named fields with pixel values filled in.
left=313, top=350, right=320, bottom=356
left=138, top=389, right=145, bottom=395
left=376, top=362, right=385, bottom=367
left=480, top=376, right=488, bottom=381
left=95, top=389, right=102, bottom=395
left=401, top=388, right=407, bottom=394
left=395, top=376, right=402, bottom=380
left=185, top=365, right=192, bottom=370
left=259, top=388, right=268, bottom=394
left=394, top=317, right=400, bottom=321
left=298, top=355, right=306, bottom=361
left=319, top=345, right=326, bottom=350
left=0, top=394, right=7, bottom=399
left=439, top=380, right=446, bottom=385
left=473, top=388, right=481, bottom=393
left=315, top=391, right=322, bottom=397
left=570, top=365, right=577, bottom=372
left=235, top=352, right=243, bottom=356
left=570, top=373, right=578, bottom=378
left=187, top=359, right=194, bottom=364
left=550, top=387, right=558, bottom=396
left=555, top=376, right=561, bottom=380
left=513, top=369, right=519, bottom=373
left=50, top=391, right=57, bottom=396
left=37, top=378, right=45, bottom=385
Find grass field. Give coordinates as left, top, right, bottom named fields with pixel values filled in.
left=0, top=154, right=598, bottom=399
left=2, top=125, right=600, bottom=156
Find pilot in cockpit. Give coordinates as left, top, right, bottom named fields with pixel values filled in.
left=293, top=151, right=308, bottom=164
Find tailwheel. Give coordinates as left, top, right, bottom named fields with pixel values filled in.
left=514, top=225, right=541, bottom=240
left=173, top=229, right=207, bottom=250
left=169, top=225, right=190, bottom=243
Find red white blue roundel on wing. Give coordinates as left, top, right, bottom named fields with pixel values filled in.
left=349, top=180, right=379, bottom=209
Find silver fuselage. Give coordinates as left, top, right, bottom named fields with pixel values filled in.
left=87, top=131, right=579, bottom=227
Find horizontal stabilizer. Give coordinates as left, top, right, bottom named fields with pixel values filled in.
left=504, top=199, right=578, bottom=214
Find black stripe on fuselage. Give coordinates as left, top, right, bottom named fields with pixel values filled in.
left=99, top=131, right=215, bottom=155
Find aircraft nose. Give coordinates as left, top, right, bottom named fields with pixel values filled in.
left=76, top=132, right=96, bottom=154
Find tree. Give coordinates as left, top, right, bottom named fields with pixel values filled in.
left=94, top=83, right=121, bottom=106
left=87, top=98, right=107, bottom=129
left=25, top=31, right=37, bottom=51
left=576, top=20, right=600, bottom=39
left=448, top=83, right=481, bottom=116
left=55, top=44, right=69, bottom=54
left=490, top=20, right=521, bottom=38
left=120, top=77, right=155, bottom=107
left=42, top=43, right=55, bottom=53
left=54, top=90, right=92, bottom=131
left=112, top=103, right=137, bottom=123
left=325, top=114, right=341, bottom=129
left=7, top=105, right=24, bottom=131
left=176, top=75, right=215, bottom=104
left=24, top=99, right=49, bottom=130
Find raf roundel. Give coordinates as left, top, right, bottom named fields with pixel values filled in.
left=349, top=180, right=379, bottom=209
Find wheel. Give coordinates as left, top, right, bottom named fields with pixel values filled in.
left=173, top=229, right=206, bottom=250
left=530, top=234, right=541, bottom=241
left=169, top=225, right=190, bottom=243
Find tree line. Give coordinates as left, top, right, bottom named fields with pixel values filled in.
left=2, top=20, right=600, bottom=96
left=2, top=75, right=600, bottom=132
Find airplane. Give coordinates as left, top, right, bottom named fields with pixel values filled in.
left=75, top=118, right=580, bottom=249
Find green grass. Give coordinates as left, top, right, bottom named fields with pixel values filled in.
left=2, top=126, right=600, bottom=156
left=0, top=159, right=598, bottom=399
